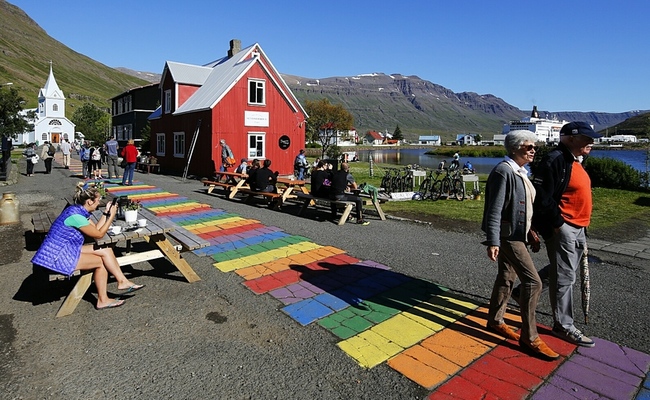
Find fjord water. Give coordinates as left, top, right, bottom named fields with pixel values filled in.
left=357, top=148, right=648, bottom=174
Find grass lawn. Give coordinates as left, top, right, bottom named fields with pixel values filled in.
left=339, top=161, right=650, bottom=240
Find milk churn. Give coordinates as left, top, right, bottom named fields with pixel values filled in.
left=0, top=192, right=20, bottom=225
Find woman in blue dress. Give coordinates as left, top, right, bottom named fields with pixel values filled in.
left=32, top=182, right=144, bottom=310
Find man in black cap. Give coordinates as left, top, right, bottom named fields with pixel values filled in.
left=531, top=121, right=601, bottom=348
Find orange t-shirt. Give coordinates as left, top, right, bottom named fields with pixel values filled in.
left=559, top=162, right=592, bottom=227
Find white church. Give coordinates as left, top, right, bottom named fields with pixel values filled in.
left=16, top=64, right=76, bottom=146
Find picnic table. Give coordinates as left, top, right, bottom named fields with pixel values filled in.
left=37, top=204, right=207, bottom=317
left=202, top=171, right=248, bottom=199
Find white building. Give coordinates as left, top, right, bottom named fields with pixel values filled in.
left=501, top=106, right=567, bottom=143
left=417, top=135, right=441, bottom=145
left=608, top=134, right=637, bottom=143
left=15, top=64, right=75, bottom=146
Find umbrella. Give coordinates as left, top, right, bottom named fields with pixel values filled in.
left=580, top=244, right=590, bottom=324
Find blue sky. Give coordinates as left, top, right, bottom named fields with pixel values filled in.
left=9, top=0, right=650, bottom=113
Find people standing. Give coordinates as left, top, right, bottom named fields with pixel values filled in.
left=120, top=139, right=138, bottom=186
left=60, top=139, right=71, bottom=169
left=80, top=142, right=90, bottom=178
left=89, top=144, right=103, bottom=179
left=105, top=136, right=120, bottom=179
left=218, top=139, right=234, bottom=172
left=294, top=149, right=308, bottom=180
left=22, top=143, right=37, bottom=176
left=482, top=130, right=558, bottom=360
left=41, top=141, right=55, bottom=174
left=531, top=121, right=601, bottom=348
left=329, top=162, right=369, bottom=225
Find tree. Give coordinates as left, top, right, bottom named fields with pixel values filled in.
left=140, top=122, right=151, bottom=153
left=304, top=98, right=354, bottom=158
left=0, top=86, right=35, bottom=139
left=71, top=103, right=110, bottom=143
left=393, top=124, right=404, bottom=141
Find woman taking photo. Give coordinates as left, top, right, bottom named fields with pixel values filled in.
left=32, top=182, right=144, bottom=310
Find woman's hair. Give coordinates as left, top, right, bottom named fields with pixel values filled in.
left=251, top=159, right=260, bottom=168
left=316, top=161, right=325, bottom=168
left=505, top=130, right=537, bottom=156
left=263, top=159, right=272, bottom=168
left=127, top=139, right=135, bottom=145
left=73, top=182, right=99, bottom=205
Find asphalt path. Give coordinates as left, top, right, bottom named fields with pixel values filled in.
left=1, top=160, right=648, bottom=399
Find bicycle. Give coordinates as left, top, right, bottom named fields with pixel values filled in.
left=431, top=167, right=465, bottom=201
left=418, top=168, right=442, bottom=199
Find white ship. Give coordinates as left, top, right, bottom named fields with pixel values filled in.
left=502, top=106, right=568, bottom=143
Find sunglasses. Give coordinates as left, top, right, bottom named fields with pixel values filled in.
left=521, top=144, right=537, bottom=151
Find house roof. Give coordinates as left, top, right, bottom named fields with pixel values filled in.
left=168, top=43, right=307, bottom=117
left=366, top=131, right=383, bottom=140
left=418, top=135, right=440, bottom=141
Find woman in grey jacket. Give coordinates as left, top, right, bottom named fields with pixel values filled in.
left=481, top=129, right=559, bottom=361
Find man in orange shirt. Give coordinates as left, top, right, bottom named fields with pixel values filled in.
left=532, top=122, right=601, bottom=348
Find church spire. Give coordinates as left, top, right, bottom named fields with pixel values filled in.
left=39, top=61, right=64, bottom=99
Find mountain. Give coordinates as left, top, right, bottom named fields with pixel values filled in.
left=281, top=73, right=647, bottom=142
left=0, top=0, right=149, bottom=111
left=1, top=0, right=645, bottom=142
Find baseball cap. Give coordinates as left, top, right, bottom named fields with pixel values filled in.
left=560, top=122, right=602, bottom=139
left=219, top=139, right=226, bottom=144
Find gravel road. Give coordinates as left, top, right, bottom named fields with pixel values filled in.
left=1, top=164, right=648, bottom=399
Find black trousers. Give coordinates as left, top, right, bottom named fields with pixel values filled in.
left=330, top=194, right=363, bottom=220
left=44, top=158, right=53, bottom=173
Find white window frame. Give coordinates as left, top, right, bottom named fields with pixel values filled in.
left=173, top=132, right=185, bottom=158
left=164, top=90, right=172, bottom=114
left=247, top=132, right=266, bottom=159
left=248, top=79, right=265, bottom=106
left=156, top=133, right=165, bottom=156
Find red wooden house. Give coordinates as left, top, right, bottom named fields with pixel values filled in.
left=149, top=39, right=307, bottom=177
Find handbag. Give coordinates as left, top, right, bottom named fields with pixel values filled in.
left=31, top=154, right=39, bottom=164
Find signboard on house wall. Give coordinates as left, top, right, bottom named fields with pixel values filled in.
left=244, top=111, right=269, bottom=127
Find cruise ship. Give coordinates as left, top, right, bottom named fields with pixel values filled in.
left=502, top=106, right=568, bottom=143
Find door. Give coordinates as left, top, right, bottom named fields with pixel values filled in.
left=51, top=133, right=60, bottom=144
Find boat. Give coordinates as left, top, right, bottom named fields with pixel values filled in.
left=502, top=106, right=568, bottom=144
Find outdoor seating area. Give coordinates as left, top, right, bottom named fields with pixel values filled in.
left=136, top=162, right=160, bottom=174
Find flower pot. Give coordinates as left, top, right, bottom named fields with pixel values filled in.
left=124, top=210, right=138, bottom=224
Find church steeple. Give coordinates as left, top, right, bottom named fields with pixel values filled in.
left=37, top=62, right=65, bottom=118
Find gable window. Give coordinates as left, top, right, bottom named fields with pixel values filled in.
left=247, top=132, right=265, bottom=158
left=248, top=79, right=265, bottom=105
left=52, top=104, right=58, bottom=112
left=164, top=90, right=172, bottom=114
left=156, top=133, right=165, bottom=156
left=173, top=132, right=185, bottom=157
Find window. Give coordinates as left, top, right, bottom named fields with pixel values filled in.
left=248, top=79, right=265, bottom=105
left=173, top=132, right=185, bottom=157
left=52, top=104, right=58, bottom=112
left=156, top=133, right=165, bottom=156
left=117, top=125, right=132, bottom=141
left=125, top=95, right=132, bottom=112
left=248, top=132, right=265, bottom=158
left=164, top=90, right=172, bottom=114
left=41, top=133, right=47, bottom=141
left=117, top=98, right=123, bottom=114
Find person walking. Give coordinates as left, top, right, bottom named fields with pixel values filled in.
left=294, top=149, right=308, bottom=180
left=329, top=162, right=369, bottom=225
left=217, top=139, right=234, bottom=173
left=531, top=121, right=601, bottom=348
left=482, top=130, right=558, bottom=360
left=120, top=139, right=138, bottom=186
left=79, top=142, right=90, bottom=178
left=41, top=141, right=56, bottom=174
left=60, top=139, right=71, bottom=169
left=105, top=136, right=120, bottom=179
left=89, top=145, right=103, bottom=179
left=22, top=143, right=37, bottom=176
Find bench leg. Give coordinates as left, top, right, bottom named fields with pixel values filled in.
left=55, top=272, right=93, bottom=317
left=147, top=234, right=201, bottom=283
left=338, top=204, right=353, bottom=226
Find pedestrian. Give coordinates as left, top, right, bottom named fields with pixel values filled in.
left=105, top=136, right=120, bottom=179
left=531, top=121, right=601, bottom=348
left=79, top=142, right=90, bottom=178
left=31, top=182, right=144, bottom=310
left=22, top=143, right=37, bottom=176
left=89, top=144, right=102, bottom=179
left=294, top=149, right=308, bottom=180
left=41, top=141, right=55, bottom=174
left=217, top=139, right=235, bottom=173
left=329, top=162, right=369, bottom=225
left=482, top=130, right=558, bottom=360
left=120, top=139, right=138, bottom=186
left=60, top=139, right=71, bottom=169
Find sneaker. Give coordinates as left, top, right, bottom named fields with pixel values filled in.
left=519, top=337, right=560, bottom=360
left=486, top=322, right=520, bottom=341
left=552, top=325, right=595, bottom=347
left=356, top=219, right=370, bottom=226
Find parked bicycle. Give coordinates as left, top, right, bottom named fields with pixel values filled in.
left=431, top=167, right=465, bottom=201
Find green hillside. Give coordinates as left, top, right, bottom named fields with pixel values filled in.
left=0, top=0, right=149, bottom=112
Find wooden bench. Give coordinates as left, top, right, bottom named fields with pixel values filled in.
left=292, top=192, right=356, bottom=225
left=137, top=162, right=160, bottom=174
left=31, top=210, right=58, bottom=239
left=237, top=187, right=284, bottom=210
left=202, top=171, right=248, bottom=199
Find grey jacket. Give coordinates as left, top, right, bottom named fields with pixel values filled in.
left=481, top=161, right=529, bottom=247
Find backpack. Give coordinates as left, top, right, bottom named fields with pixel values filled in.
left=91, top=148, right=101, bottom=161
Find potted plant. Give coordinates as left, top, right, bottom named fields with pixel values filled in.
left=122, top=198, right=141, bottom=224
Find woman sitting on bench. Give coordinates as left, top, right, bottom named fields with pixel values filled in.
left=31, top=183, right=144, bottom=310
left=253, top=159, right=278, bottom=193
